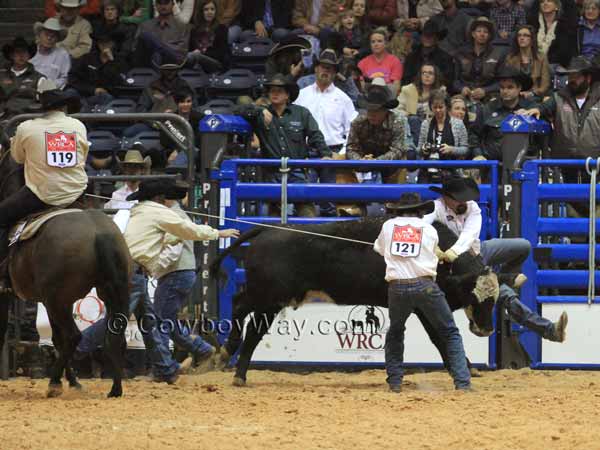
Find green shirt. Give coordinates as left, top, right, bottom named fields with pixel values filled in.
left=236, top=103, right=331, bottom=159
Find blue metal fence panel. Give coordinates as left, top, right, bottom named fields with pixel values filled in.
left=215, top=158, right=500, bottom=367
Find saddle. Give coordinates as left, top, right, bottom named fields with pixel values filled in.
left=9, top=208, right=81, bottom=246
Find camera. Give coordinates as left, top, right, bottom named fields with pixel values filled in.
left=422, top=143, right=442, bottom=182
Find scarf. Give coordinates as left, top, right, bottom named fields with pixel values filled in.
left=426, top=115, right=455, bottom=157
left=538, top=13, right=557, bottom=56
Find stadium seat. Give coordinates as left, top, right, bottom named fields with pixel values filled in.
left=231, top=37, right=275, bottom=74
left=115, top=67, right=159, bottom=99
left=178, top=68, right=210, bottom=95
left=121, top=130, right=162, bottom=153
left=198, top=98, right=235, bottom=115
left=206, top=69, right=259, bottom=100
left=88, top=130, right=121, bottom=154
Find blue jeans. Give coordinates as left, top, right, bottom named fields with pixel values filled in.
left=153, top=270, right=213, bottom=354
left=385, top=278, right=471, bottom=389
left=77, top=270, right=180, bottom=377
left=498, top=284, right=555, bottom=339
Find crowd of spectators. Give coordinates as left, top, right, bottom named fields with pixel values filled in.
left=1, top=0, right=600, bottom=216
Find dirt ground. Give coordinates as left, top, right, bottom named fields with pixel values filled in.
left=0, top=368, right=598, bottom=450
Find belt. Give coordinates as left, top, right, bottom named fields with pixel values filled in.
left=390, top=276, right=434, bottom=285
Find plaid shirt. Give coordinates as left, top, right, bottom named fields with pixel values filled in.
left=490, top=4, right=526, bottom=34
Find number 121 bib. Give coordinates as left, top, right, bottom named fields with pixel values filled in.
left=45, top=131, right=77, bottom=168
left=391, top=224, right=423, bottom=257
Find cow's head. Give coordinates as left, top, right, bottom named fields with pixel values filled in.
left=442, top=254, right=499, bottom=337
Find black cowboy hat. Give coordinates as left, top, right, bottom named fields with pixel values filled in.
left=165, top=180, right=189, bottom=200
left=429, top=175, right=480, bottom=202
left=496, top=66, right=533, bottom=91
left=556, top=56, right=594, bottom=75
left=422, top=20, right=448, bottom=40
left=470, top=16, right=495, bottom=41
left=151, top=52, right=186, bottom=71
left=126, top=179, right=175, bottom=202
left=357, top=78, right=399, bottom=110
left=263, top=73, right=300, bottom=102
left=38, top=79, right=81, bottom=113
left=268, top=35, right=311, bottom=56
left=314, top=48, right=340, bottom=70
left=2, top=37, right=36, bottom=61
left=385, top=193, right=435, bottom=215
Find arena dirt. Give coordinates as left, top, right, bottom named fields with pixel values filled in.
left=0, top=368, right=597, bottom=450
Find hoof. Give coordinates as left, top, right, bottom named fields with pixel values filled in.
left=69, top=381, right=83, bottom=390
left=232, top=376, right=246, bottom=387
left=214, top=348, right=230, bottom=371
left=47, top=383, right=63, bottom=398
left=107, top=387, right=123, bottom=398
left=469, top=367, right=483, bottom=378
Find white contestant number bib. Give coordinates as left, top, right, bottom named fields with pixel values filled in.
left=45, top=131, right=77, bottom=168
left=391, top=224, right=423, bottom=257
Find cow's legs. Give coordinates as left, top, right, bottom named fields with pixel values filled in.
left=215, top=292, right=254, bottom=370
left=233, top=308, right=279, bottom=387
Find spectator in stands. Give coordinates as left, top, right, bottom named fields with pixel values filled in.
left=92, top=0, right=136, bottom=61
left=490, top=0, right=527, bottom=41
left=66, top=31, right=126, bottom=111
left=430, top=0, right=473, bottom=57
left=504, top=24, right=551, bottom=99
left=217, top=0, right=243, bottom=43
left=577, top=0, right=600, bottom=59
left=0, top=38, right=45, bottom=119
left=368, top=0, right=397, bottom=27
left=527, top=0, right=579, bottom=68
left=55, top=0, right=93, bottom=59
left=358, top=28, right=403, bottom=96
left=394, top=0, right=444, bottom=32
left=350, top=0, right=371, bottom=35
left=233, top=73, right=330, bottom=217
left=153, top=0, right=195, bottom=23
left=30, top=18, right=71, bottom=90
left=45, top=0, right=102, bottom=19
left=187, top=0, right=230, bottom=72
left=347, top=78, right=408, bottom=184
left=160, top=88, right=202, bottom=169
left=472, top=66, right=535, bottom=161
left=521, top=56, right=600, bottom=165
left=454, top=17, right=505, bottom=103
left=136, top=58, right=197, bottom=112
left=132, top=0, right=190, bottom=67
left=237, top=0, right=294, bottom=43
left=295, top=49, right=358, bottom=216
left=291, top=0, right=345, bottom=44
left=121, top=0, right=153, bottom=24
left=402, top=20, right=455, bottom=88
left=265, top=36, right=311, bottom=80
left=336, top=8, right=363, bottom=58
left=417, top=89, right=469, bottom=182
left=104, top=148, right=152, bottom=210
left=397, top=63, right=445, bottom=143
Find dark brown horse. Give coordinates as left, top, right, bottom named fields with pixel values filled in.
left=0, top=150, right=131, bottom=397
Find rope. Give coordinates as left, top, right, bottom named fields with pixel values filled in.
left=585, top=157, right=600, bottom=305
left=84, top=193, right=375, bottom=246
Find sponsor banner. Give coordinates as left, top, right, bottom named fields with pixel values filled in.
left=251, top=303, right=489, bottom=365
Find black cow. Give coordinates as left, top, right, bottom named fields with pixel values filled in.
left=211, top=218, right=499, bottom=386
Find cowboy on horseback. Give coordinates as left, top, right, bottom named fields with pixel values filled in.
left=0, top=78, right=87, bottom=292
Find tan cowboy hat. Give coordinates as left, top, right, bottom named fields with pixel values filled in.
left=55, top=0, right=86, bottom=7
left=117, top=150, right=152, bottom=168
left=33, top=18, right=67, bottom=40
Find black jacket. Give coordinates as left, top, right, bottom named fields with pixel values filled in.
left=91, top=19, right=136, bottom=61
left=240, top=0, right=294, bottom=30
left=189, top=24, right=230, bottom=68
left=67, top=51, right=126, bottom=97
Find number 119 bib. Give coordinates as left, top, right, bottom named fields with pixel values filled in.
left=391, top=224, right=423, bottom=257
left=46, top=131, right=77, bottom=168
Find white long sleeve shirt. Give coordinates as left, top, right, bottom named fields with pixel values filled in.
left=124, top=201, right=219, bottom=277
left=30, top=46, right=71, bottom=90
left=374, top=217, right=439, bottom=282
left=422, top=198, right=482, bottom=256
left=294, top=82, right=358, bottom=150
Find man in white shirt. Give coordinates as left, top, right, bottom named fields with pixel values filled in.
left=423, top=175, right=568, bottom=342
left=104, top=148, right=152, bottom=210
left=295, top=48, right=358, bottom=216
left=374, top=193, right=471, bottom=392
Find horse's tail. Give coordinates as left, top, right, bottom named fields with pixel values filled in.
left=209, top=227, right=265, bottom=277
left=94, top=232, right=130, bottom=317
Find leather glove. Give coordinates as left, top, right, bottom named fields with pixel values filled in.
left=435, top=246, right=447, bottom=262
left=444, top=249, right=459, bottom=263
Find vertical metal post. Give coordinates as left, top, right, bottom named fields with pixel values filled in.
left=280, top=157, right=289, bottom=224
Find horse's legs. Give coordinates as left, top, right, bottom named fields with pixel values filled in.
left=233, top=308, right=278, bottom=387
left=64, top=318, right=82, bottom=389
left=46, top=303, right=80, bottom=397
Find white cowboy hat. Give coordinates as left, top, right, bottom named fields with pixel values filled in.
left=33, top=18, right=67, bottom=40
left=55, top=0, right=86, bottom=7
